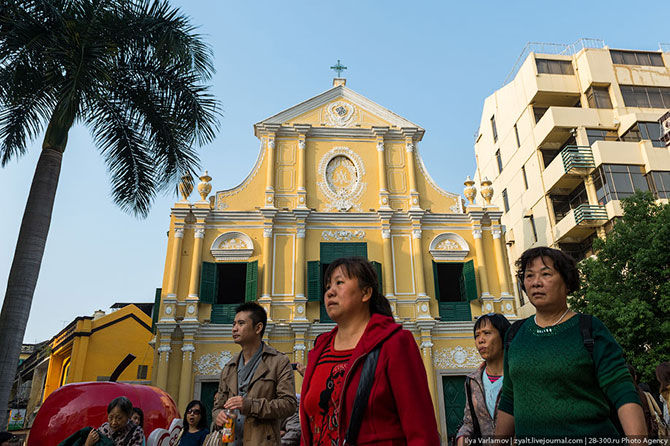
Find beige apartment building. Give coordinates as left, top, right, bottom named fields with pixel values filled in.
left=473, top=39, right=670, bottom=315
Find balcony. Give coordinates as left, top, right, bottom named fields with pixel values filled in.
left=553, top=204, right=608, bottom=243
left=534, top=107, right=614, bottom=147
left=573, top=204, right=608, bottom=224
left=543, top=145, right=594, bottom=194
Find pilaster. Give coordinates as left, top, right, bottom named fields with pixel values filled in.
left=155, top=323, right=177, bottom=391
left=260, top=208, right=277, bottom=319
left=402, top=129, right=421, bottom=210
left=468, top=208, right=492, bottom=300
left=177, top=324, right=198, bottom=412
left=372, top=126, right=391, bottom=210
left=294, top=124, right=311, bottom=209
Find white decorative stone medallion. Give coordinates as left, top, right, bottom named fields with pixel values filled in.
left=318, top=147, right=366, bottom=212
left=433, top=346, right=481, bottom=369
left=193, top=351, right=233, bottom=375
left=210, top=232, right=254, bottom=261
left=324, top=101, right=357, bottom=127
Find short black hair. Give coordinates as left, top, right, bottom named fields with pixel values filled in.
left=235, top=301, right=267, bottom=338
left=184, top=400, right=208, bottom=430
left=107, top=396, right=133, bottom=417
left=323, top=257, right=393, bottom=318
left=473, top=313, right=511, bottom=340
left=515, top=246, right=580, bottom=294
left=131, top=407, right=144, bottom=427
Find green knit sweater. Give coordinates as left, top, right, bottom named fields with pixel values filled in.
left=498, top=314, right=640, bottom=439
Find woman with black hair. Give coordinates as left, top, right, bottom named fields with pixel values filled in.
left=178, top=400, right=209, bottom=446
left=495, top=246, right=646, bottom=441
left=456, top=313, right=510, bottom=444
left=85, top=396, right=144, bottom=446
left=130, top=408, right=145, bottom=446
left=300, top=257, right=439, bottom=446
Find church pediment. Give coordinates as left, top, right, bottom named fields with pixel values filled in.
left=254, top=84, right=423, bottom=135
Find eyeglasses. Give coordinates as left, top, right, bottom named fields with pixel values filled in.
left=187, top=409, right=201, bottom=415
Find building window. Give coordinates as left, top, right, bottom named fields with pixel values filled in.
left=137, top=365, right=148, bottom=380
left=551, top=183, right=589, bottom=223
left=621, top=122, right=665, bottom=147
left=586, top=128, right=619, bottom=145
left=559, top=233, right=597, bottom=261
left=586, top=86, right=613, bottom=109
left=514, top=124, right=521, bottom=148
left=491, top=115, right=498, bottom=142
left=496, top=149, right=503, bottom=173
left=610, top=50, right=664, bottom=67
left=502, top=188, right=509, bottom=212
left=307, top=243, right=382, bottom=322
left=432, top=260, right=477, bottom=322
left=521, top=165, right=528, bottom=190
left=200, top=261, right=258, bottom=323
left=620, top=85, right=670, bottom=109
left=536, top=58, right=574, bottom=75
left=533, top=106, right=548, bottom=123
left=594, top=164, right=649, bottom=205
left=647, top=171, right=670, bottom=199
left=529, top=215, right=538, bottom=242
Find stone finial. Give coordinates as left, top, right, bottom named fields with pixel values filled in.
left=197, top=170, right=212, bottom=201
left=480, top=177, right=493, bottom=206
left=463, top=176, right=477, bottom=205
left=179, top=174, right=193, bottom=202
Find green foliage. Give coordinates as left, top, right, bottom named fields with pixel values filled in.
left=568, top=191, right=670, bottom=384
left=0, top=0, right=220, bottom=216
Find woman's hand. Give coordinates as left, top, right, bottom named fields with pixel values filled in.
left=84, top=428, right=100, bottom=446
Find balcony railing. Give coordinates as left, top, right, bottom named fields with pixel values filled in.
left=574, top=204, right=608, bottom=224
left=561, top=145, right=595, bottom=171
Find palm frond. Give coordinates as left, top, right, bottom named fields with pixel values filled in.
left=86, top=94, right=157, bottom=217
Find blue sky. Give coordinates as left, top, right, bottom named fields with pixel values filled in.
left=2, top=0, right=668, bottom=343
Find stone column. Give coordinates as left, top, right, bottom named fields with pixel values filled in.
left=185, top=226, right=205, bottom=321
left=166, top=227, right=184, bottom=301
left=373, top=127, right=391, bottom=210
left=403, top=131, right=421, bottom=209
left=259, top=207, right=277, bottom=319
left=264, top=134, right=277, bottom=208
left=468, top=212, right=491, bottom=297
left=293, top=211, right=309, bottom=321
left=380, top=218, right=397, bottom=317
left=155, top=324, right=176, bottom=391
left=178, top=327, right=197, bottom=411
left=492, top=226, right=511, bottom=295
left=291, top=322, right=310, bottom=390
left=417, top=321, right=438, bottom=415
left=294, top=125, right=310, bottom=209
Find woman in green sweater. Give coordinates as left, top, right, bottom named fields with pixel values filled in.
left=495, top=247, right=646, bottom=442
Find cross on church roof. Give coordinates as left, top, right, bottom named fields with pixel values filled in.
left=330, top=59, right=347, bottom=77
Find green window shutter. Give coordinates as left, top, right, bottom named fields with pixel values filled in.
left=307, top=261, right=321, bottom=302
left=320, top=242, right=368, bottom=263
left=199, top=261, right=218, bottom=304
left=152, top=288, right=161, bottom=333
left=432, top=261, right=441, bottom=302
left=462, top=260, right=478, bottom=301
left=371, top=261, right=383, bottom=293
left=245, top=260, right=258, bottom=302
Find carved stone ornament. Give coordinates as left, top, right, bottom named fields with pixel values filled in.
left=463, top=176, right=477, bottom=205
left=321, top=230, right=365, bottom=241
left=324, top=101, right=357, bottom=127
left=480, top=177, right=493, bottom=206
left=210, top=231, right=254, bottom=261
left=429, top=233, right=470, bottom=261
left=197, top=171, right=213, bottom=201
left=433, top=346, right=481, bottom=369
left=318, top=147, right=366, bottom=212
left=193, top=351, right=233, bottom=375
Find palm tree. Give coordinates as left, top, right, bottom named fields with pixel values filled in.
left=0, top=0, right=219, bottom=426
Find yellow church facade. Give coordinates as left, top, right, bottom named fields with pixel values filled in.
left=152, top=79, right=518, bottom=442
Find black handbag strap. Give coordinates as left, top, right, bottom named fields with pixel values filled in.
left=465, top=377, right=481, bottom=439
left=343, top=344, right=382, bottom=446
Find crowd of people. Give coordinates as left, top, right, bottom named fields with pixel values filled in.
left=60, top=247, right=669, bottom=446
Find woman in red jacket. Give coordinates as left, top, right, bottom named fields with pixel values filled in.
left=300, top=257, right=440, bottom=446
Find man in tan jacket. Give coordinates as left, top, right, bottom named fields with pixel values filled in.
left=213, top=302, right=297, bottom=446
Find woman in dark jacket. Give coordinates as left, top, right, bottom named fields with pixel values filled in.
left=300, top=257, right=440, bottom=446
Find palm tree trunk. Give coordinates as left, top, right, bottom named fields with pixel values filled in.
left=0, top=145, right=63, bottom=428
